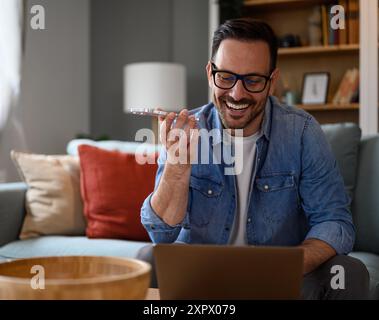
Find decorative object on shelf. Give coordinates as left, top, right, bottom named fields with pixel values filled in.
left=278, top=34, right=301, bottom=48
left=124, top=62, right=186, bottom=113
left=301, top=72, right=330, bottom=105
left=278, top=78, right=297, bottom=106
left=283, top=90, right=297, bottom=106
left=308, top=6, right=323, bottom=46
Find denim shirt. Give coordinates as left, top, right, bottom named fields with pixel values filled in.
left=141, top=96, right=355, bottom=255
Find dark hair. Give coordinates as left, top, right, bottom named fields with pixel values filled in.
left=211, top=18, right=278, bottom=72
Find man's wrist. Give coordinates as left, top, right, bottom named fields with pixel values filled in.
left=164, top=162, right=191, bottom=181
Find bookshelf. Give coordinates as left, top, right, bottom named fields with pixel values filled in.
left=299, top=103, right=359, bottom=111
left=210, top=0, right=368, bottom=125
left=244, top=0, right=338, bottom=10
left=246, top=0, right=360, bottom=124
left=278, top=44, right=359, bottom=55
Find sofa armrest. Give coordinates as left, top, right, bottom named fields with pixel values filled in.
left=0, top=182, right=27, bottom=247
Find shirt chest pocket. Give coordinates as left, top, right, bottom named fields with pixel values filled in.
left=255, top=173, right=299, bottom=222
left=189, top=176, right=223, bottom=226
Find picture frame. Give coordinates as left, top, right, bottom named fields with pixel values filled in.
left=301, top=72, right=330, bottom=105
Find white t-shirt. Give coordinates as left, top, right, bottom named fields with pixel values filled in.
left=228, top=131, right=261, bottom=245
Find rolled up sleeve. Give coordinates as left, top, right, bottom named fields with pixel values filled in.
left=140, top=149, right=183, bottom=243
left=141, top=193, right=182, bottom=243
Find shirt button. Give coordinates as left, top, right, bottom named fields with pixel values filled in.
left=151, top=225, right=155, bottom=230
left=264, top=185, right=269, bottom=191
left=208, top=189, right=213, bottom=195
left=247, top=218, right=252, bottom=223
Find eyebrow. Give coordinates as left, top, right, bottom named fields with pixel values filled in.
left=211, top=62, right=270, bottom=78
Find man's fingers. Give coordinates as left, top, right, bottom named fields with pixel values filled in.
left=154, top=107, right=166, bottom=123
left=173, top=109, right=188, bottom=130
left=161, top=109, right=198, bottom=151
left=188, top=115, right=197, bottom=129
left=165, top=112, right=176, bottom=131
left=160, top=112, right=177, bottom=144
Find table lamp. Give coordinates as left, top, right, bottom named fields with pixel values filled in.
left=124, top=62, right=186, bottom=112
left=124, top=62, right=186, bottom=143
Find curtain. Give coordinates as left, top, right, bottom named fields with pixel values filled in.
left=0, top=0, right=23, bottom=132
left=0, top=0, right=25, bottom=182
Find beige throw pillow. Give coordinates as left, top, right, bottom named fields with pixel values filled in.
left=11, top=151, right=86, bottom=239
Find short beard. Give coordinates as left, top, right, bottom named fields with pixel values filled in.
left=212, top=93, right=268, bottom=130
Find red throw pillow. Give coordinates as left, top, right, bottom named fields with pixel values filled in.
left=78, top=144, right=158, bottom=241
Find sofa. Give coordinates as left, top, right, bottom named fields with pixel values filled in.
left=0, top=123, right=378, bottom=299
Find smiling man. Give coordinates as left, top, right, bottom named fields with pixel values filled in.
left=140, top=18, right=369, bottom=299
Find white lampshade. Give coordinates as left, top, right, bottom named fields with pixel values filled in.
left=124, top=62, right=186, bottom=112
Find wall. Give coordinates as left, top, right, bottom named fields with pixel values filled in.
left=91, top=0, right=209, bottom=141
left=172, top=0, right=210, bottom=110
left=0, top=0, right=90, bottom=182
left=20, top=0, right=90, bottom=153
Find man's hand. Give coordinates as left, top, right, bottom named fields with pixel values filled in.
left=151, top=109, right=199, bottom=227
left=159, top=109, right=199, bottom=172
left=299, top=238, right=336, bottom=275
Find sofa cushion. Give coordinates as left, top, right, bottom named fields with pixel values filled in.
left=10, top=151, right=86, bottom=239
left=78, top=145, right=157, bottom=241
left=0, top=236, right=149, bottom=260
left=349, top=251, right=379, bottom=300
left=351, top=135, right=379, bottom=254
left=321, top=123, right=361, bottom=200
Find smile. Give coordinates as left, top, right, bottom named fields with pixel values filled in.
left=225, top=101, right=250, bottom=111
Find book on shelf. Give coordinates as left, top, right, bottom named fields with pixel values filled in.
left=321, top=4, right=329, bottom=46
left=347, top=0, right=359, bottom=44
left=338, top=0, right=348, bottom=44
left=311, top=0, right=358, bottom=46
left=332, top=68, right=359, bottom=105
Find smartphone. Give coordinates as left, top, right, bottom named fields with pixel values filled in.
left=127, top=107, right=170, bottom=118
left=127, top=107, right=199, bottom=121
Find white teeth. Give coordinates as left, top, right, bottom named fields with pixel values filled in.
left=226, top=102, right=249, bottom=110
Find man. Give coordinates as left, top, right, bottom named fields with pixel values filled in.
left=139, top=18, right=369, bottom=299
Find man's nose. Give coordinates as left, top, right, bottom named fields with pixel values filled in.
left=229, top=79, right=249, bottom=101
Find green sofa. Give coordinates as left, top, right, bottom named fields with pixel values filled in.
left=0, top=123, right=378, bottom=299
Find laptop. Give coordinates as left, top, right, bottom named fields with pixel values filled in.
left=153, top=244, right=304, bottom=300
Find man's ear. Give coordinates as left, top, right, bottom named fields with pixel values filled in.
left=206, top=61, right=213, bottom=88
left=269, top=68, right=280, bottom=96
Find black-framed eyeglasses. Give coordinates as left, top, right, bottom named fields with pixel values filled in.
left=211, top=62, right=273, bottom=93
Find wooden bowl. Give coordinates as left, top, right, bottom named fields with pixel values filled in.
left=0, top=256, right=151, bottom=300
